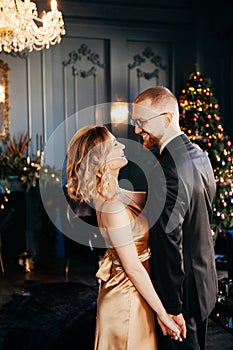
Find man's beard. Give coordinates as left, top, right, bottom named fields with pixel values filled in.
left=142, top=133, right=159, bottom=150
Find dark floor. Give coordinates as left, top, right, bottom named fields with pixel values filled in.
left=0, top=257, right=233, bottom=350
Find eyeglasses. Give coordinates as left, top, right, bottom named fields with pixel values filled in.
left=130, top=112, right=169, bottom=129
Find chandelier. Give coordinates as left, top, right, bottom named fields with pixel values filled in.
left=0, top=0, right=65, bottom=53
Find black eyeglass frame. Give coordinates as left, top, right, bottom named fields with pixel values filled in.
left=130, top=112, right=170, bottom=129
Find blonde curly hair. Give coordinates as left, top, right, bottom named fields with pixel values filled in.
left=67, top=125, right=117, bottom=202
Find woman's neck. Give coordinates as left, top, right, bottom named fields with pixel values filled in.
left=109, top=169, right=119, bottom=178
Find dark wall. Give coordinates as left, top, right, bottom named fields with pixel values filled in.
left=58, top=0, right=233, bottom=138
left=194, top=0, right=233, bottom=139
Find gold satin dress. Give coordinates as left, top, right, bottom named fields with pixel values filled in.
left=94, top=197, right=158, bottom=350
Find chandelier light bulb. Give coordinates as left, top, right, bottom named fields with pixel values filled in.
left=51, top=0, right=57, bottom=12
left=0, top=0, right=66, bottom=53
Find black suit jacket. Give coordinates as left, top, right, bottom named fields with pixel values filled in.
left=147, top=133, right=218, bottom=320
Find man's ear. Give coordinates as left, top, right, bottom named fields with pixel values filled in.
left=164, top=112, right=173, bottom=128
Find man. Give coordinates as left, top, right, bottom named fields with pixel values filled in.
left=131, top=86, right=218, bottom=350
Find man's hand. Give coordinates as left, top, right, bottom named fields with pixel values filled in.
left=170, top=313, right=187, bottom=339
left=157, top=314, right=183, bottom=342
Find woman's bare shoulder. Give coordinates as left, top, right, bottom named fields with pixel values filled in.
left=101, top=197, right=126, bottom=215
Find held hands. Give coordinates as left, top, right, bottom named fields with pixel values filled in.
left=171, top=313, right=187, bottom=339
left=157, top=312, right=186, bottom=342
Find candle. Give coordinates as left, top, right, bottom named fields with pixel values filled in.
left=36, top=134, right=38, bottom=151
left=42, top=11, right=48, bottom=28
left=40, top=151, right=44, bottom=166
left=40, top=134, right=43, bottom=150
left=0, top=84, right=5, bottom=103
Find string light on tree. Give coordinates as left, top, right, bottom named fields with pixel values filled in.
left=179, top=68, right=233, bottom=240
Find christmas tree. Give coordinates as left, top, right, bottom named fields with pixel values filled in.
left=179, top=69, right=233, bottom=241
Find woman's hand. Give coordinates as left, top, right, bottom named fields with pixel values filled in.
left=157, top=312, right=183, bottom=342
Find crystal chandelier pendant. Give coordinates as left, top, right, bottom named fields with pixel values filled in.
left=0, top=0, right=65, bottom=53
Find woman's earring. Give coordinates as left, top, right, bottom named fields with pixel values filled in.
left=106, top=171, right=111, bottom=182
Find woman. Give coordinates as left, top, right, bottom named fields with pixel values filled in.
left=66, top=125, right=182, bottom=349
